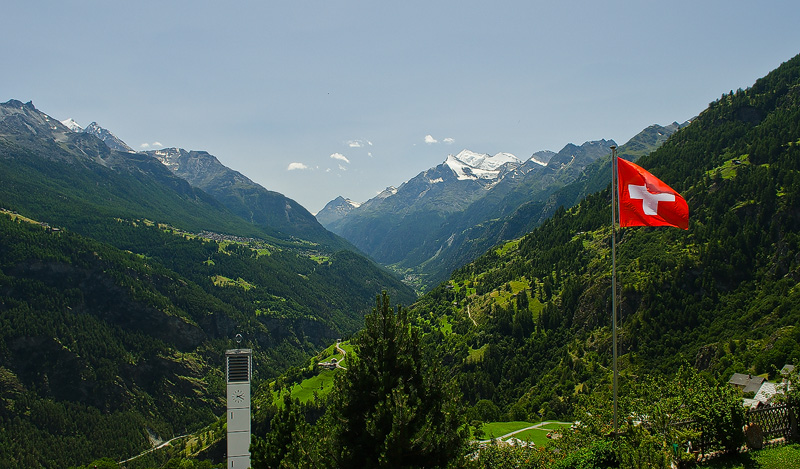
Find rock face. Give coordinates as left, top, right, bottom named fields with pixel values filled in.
left=315, top=196, right=360, bottom=227
left=83, top=122, right=134, bottom=152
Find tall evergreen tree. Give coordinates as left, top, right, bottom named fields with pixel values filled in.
left=327, top=292, right=467, bottom=468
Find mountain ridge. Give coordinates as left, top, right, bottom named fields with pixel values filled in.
left=0, top=99, right=416, bottom=466
left=148, top=147, right=354, bottom=252
left=318, top=139, right=624, bottom=290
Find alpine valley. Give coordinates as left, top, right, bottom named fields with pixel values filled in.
left=317, top=123, right=687, bottom=292
left=3, top=49, right=800, bottom=468
left=245, top=52, right=800, bottom=467
left=0, top=100, right=414, bottom=467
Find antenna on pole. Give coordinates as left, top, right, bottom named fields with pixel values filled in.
left=610, top=144, right=619, bottom=435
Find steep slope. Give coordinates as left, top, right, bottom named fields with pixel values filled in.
left=0, top=100, right=416, bottom=467
left=83, top=121, right=134, bottom=152
left=409, top=52, right=800, bottom=419
left=0, top=211, right=414, bottom=467
left=148, top=147, right=353, bottom=251
left=0, top=100, right=264, bottom=240
left=315, top=196, right=361, bottom=226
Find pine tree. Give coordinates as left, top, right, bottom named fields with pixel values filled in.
left=327, top=292, right=467, bottom=468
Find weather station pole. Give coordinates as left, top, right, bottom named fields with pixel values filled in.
left=610, top=145, right=619, bottom=435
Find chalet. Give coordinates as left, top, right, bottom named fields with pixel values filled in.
left=728, top=373, right=765, bottom=393
left=732, top=364, right=794, bottom=409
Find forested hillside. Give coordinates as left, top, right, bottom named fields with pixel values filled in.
left=407, top=52, right=800, bottom=421
left=0, top=101, right=415, bottom=467
left=0, top=210, right=414, bottom=467
left=242, top=52, right=800, bottom=469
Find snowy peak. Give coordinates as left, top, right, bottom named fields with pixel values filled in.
left=376, top=186, right=398, bottom=199
left=61, top=118, right=83, bottom=132
left=315, top=196, right=362, bottom=225
left=83, top=122, right=134, bottom=152
left=528, top=150, right=554, bottom=166
left=343, top=198, right=361, bottom=208
left=445, top=149, right=521, bottom=181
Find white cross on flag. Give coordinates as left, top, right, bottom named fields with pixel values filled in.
left=618, top=158, right=688, bottom=230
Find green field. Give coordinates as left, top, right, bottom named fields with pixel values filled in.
left=479, top=421, right=573, bottom=447
left=480, top=421, right=536, bottom=439
left=289, top=369, right=337, bottom=402
left=269, top=340, right=354, bottom=406
left=511, top=423, right=572, bottom=446
left=699, top=443, right=800, bottom=468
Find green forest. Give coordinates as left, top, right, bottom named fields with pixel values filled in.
left=0, top=98, right=417, bottom=467
left=242, top=53, right=800, bottom=467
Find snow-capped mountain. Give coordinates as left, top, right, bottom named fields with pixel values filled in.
left=315, top=196, right=362, bottom=226
left=60, top=116, right=134, bottom=153
left=529, top=150, right=555, bottom=166
left=83, top=122, right=134, bottom=152
left=61, top=118, right=83, bottom=132
left=316, top=140, right=630, bottom=290
left=444, top=150, right=522, bottom=181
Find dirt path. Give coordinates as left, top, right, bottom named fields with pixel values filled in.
left=118, top=434, right=189, bottom=464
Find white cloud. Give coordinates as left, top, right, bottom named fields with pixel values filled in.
left=287, top=162, right=309, bottom=171
left=338, top=164, right=347, bottom=171
left=140, top=141, right=164, bottom=149
left=140, top=143, right=150, bottom=149
left=330, top=152, right=350, bottom=164
left=153, top=141, right=163, bottom=147
left=443, top=137, right=455, bottom=144
left=347, top=139, right=373, bottom=148
left=424, top=134, right=438, bottom=144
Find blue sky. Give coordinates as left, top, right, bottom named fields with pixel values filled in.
left=5, top=1, right=800, bottom=213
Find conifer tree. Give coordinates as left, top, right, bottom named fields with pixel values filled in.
left=327, top=291, right=467, bottom=468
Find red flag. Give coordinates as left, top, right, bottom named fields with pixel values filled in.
left=617, top=158, right=688, bottom=230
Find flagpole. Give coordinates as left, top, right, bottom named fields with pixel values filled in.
left=611, top=145, right=619, bottom=435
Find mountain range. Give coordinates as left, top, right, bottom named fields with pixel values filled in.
left=318, top=125, right=685, bottom=291
left=146, top=147, right=352, bottom=251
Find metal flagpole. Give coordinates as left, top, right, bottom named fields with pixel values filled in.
left=610, top=145, right=619, bottom=434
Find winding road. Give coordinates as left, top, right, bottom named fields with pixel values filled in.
left=334, top=340, right=348, bottom=369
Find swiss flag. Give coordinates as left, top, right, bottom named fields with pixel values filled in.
left=617, top=158, right=688, bottom=230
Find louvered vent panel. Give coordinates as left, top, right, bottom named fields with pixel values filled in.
left=227, top=355, right=250, bottom=382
